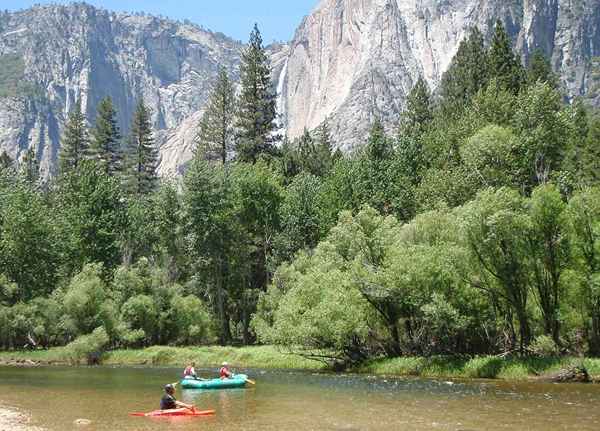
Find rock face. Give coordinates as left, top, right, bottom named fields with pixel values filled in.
left=0, top=3, right=241, bottom=177
left=0, top=1, right=599, bottom=175
left=278, top=0, right=600, bottom=150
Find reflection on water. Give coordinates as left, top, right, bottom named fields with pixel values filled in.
left=0, top=366, right=600, bottom=430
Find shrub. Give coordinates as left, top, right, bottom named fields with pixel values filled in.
left=529, top=335, right=560, bottom=357
left=60, top=327, right=109, bottom=365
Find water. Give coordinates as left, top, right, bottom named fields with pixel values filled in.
left=1, top=366, right=600, bottom=430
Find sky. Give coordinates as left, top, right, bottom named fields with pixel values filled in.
left=4, top=0, right=319, bottom=42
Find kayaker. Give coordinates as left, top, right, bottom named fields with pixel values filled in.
left=160, top=384, right=194, bottom=411
left=219, top=362, right=233, bottom=379
left=183, top=362, right=197, bottom=379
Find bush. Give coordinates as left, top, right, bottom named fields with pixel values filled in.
left=60, top=327, right=109, bottom=365
left=529, top=335, right=560, bottom=357
left=63, top=264, right=109, bottom=335
left=169, top=295, right=212, bottom=345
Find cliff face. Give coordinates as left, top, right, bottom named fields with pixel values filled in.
left=278, top=0, right=600, bottom=150
left=0, top=1, right=599, bottom=176
left=0, top=3, right=241, bottom=177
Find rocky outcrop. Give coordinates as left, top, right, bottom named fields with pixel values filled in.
left=0, top=3, right=241, bottom=177
left=0, top=1, right=598, bottom=175
left=278, top=0, right=600, bottom=150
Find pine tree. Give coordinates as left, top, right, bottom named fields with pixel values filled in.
left=59, top=99, right=89, bottom=174
left=125, top=100, right=158, bottom=196
left=314, top=118, right=335, bottom=176
left=440, top=27, right=489, bottom=114
left=196, top=67, right=236, bottom=164
left=89, top=96, right=121, bottom=176
left=366, top=117, right=391, bottom=161
left=235, top=24, right=278, bottom=163
left=0, top=151, right=12, bottom=171
left=582, top=113, right=600, bottom=184
left=488, top=20, right=524, bottom=94
left=400, top=77, right=433, bottom=139
left=20, top=148, right=39, bottom=186
left=527, top=49, right=559, bottom=89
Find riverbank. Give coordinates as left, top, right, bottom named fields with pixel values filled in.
left=0, top=406, right=43, bottom=431
left=1, top=346, right=600, bottom=381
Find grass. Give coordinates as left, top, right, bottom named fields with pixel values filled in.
left=0, top=345, right=325, bottom=370
left=2, top=347, right=600, bottom=381
left=357, top=355, right=600, bottom=380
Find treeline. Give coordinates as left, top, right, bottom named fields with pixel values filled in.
left=0, top=21, right=599, bottom=366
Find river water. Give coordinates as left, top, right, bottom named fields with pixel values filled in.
left=1, top=366, right=600, bottom=430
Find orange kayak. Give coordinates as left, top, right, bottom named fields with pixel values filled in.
left=130, top=408, right=215, bottom=417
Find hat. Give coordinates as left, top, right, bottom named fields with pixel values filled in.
left=222, top=362, right=228, bottom=367
left=165, top=384, right=174, bottom=391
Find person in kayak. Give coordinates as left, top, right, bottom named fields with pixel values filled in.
left=160, top=384, right=194, bottom=411
left=219, top=362, right=233, bottom=379
left=183, top=362, right=197, bottom=379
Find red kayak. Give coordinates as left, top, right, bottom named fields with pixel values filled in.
left=130, top=408, right=215, bottom=417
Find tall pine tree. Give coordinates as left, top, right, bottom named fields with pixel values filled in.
left=90, top=96, right=121, bottom=176
left=20, top=148, right=39, bottom=186
left=235, top=24, right=278, bottom=163
left=527, top=49, right=558, bottom=89
left=366, top=117, right=392, bottom=161
left=488, top=20, right=524, bottom=94
left=59, top=99, right=89, bottom=174
left=124, top=100, right=158, bottom=196
left=440, top=27, right=489, bottom=114
left=400, top=77, right=433, bottom=139
left=196, top=66, right=236, bottom=164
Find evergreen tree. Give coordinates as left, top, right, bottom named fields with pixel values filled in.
left=488, top=20, right=525, bottom=94
left=235, top=24, right=278, bottom=163
left=440, top=27, right=489, bottom=114
left=196, top=67, right=236, bottom=164
left=124, top=100, right=158, bottom=196
left=20, top=148, right=39, bottom=186
left=582, top=113, right=600, bottom=184
left=0, top=151, right=12, bottom=171
left=366, top=117, right=392, bottom=161
left=59, top=99, right=89, bottom=174
left=90, top=96, right=121, bottom=176
left=400, top=77, right=433, bottom=139
left=527, top=49, right=559, bottom=89
left=314, top=118, right=335, bottom=176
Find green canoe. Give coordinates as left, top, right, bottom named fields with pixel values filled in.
left=180, top=374, right=248, bottom=390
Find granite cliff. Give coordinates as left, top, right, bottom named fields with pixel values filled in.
left=0, top=1, right=599, bottom=175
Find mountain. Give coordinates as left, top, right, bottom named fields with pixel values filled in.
left=0, top=1, right=599, bottom=176
left=0, top=3, right=242, bottom=177
left=277, top=0, right=600, bottom=150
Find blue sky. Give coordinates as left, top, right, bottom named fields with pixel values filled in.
left=4, top=0, right=319, bottom=42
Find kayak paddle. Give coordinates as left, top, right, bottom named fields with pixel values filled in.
left=245, top=378, right=256, bottom=385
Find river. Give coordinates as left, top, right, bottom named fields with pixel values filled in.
left=1, top=366, right=600, bottom=430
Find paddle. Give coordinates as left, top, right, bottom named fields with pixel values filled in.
left=245, top=378, right=256, bottom=385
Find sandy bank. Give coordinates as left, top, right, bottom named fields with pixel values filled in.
left=0, top=406, right=43, bottom=431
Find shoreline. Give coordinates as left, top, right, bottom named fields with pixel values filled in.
left=0, top=406, right=43, bottom=431
left=1, top=345, right=599, bottom=382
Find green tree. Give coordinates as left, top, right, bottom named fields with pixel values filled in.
left=59, top=99, right=89, bottom=174
left=0, top=183, right=60, bottom=301
left=488, top=20, right=524, bottom=94
left=20, top=148, right=39, bottom=186
left=460, top=188, right=532, bottom=352
left=567, top=187, right=600, bottom=354
left=440, top=27, right=489, bottom=114
left=400, top=77, right=433, bottom=140
left=527, top=49, right=559, bottom=89
left=196, top=67, right=236, bottom=164
left=124, top=100, right=158, bottom=195
left=366, top=117, right=392, bottom=162
left=235, top=25, right=278, bottom=163
left=527, top=184, right=570, bottom=344
left=56, top=160, right=126, bottom=275
left=184, top=160, right=234, bottom=344
left=89, top=97, right=121, bottom=176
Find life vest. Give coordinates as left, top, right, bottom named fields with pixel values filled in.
left=219, top=367, right=231, bottom=378
left=184, top=366, right=195, bottom=377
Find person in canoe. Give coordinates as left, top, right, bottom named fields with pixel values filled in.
left=160, top=384, right=194, bottom=411
left=219, top=362, right=233, bottom=379
left=183, top=362, right=197, bottom=379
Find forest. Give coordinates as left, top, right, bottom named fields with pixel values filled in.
left=0, top=21, right=599, bottom=367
